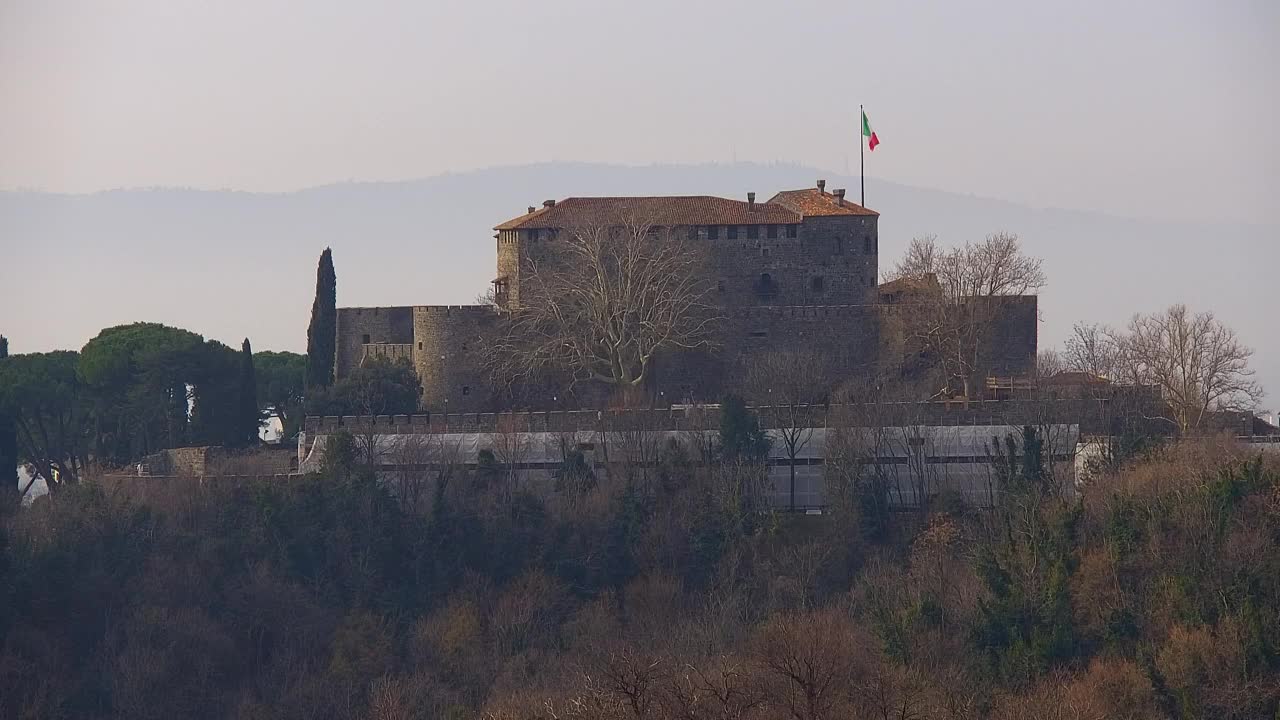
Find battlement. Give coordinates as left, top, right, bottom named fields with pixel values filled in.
left=732, top=304, right=881, bottom=319
left=361, top=343, right=413, bottom=363
left=339, top=305, right=414, bottom=314
left=412, top=304, right=496, bottom=316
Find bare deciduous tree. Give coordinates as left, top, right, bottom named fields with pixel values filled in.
left=746, top=350, right=834, bottom=511
left=885, top=233, right=1046, bottom=301
left=884, top=233, right=1046, bottom=398
left=1063, top=322, right=1125, bottom=381
left=1115, top=305, right=1262, bottom=434
left=1035, top=349, right=1065, bottom=380
left=488, top=215, right=720, bottom=394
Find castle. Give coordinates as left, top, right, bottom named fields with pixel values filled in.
left=333, top=180, right=1038, bottom=411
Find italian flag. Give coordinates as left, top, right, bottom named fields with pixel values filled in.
left=862, top=110, right=880, bottom=151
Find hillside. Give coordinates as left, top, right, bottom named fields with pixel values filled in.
left=3, top=162, right=1275, bottom=397
left=2, top=437, right=1278, bottom=718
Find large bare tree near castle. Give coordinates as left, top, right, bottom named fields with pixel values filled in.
left=489, top=215, right=719, bottom=391
left=884, top=233, right=1045, bottom=398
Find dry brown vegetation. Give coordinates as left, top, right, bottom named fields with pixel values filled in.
left=1, top=434, right=1278, bottom=719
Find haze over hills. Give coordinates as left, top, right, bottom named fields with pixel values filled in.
left=2, top=161, right=1275, bottom=402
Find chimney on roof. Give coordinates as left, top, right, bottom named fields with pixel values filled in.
left=816, top=179, right=826, bottom=193
left=527, top=206, right=535, bottom=214
left=747, top=191, right=756, bottom=210
left=543, top=199, right=556, bottom=208
left=833, top=188, right=846, bottom=206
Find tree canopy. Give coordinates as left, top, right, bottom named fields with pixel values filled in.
left=0, top=350, right=90, bottom=492
left=305, top=248, right=337, bottom=390
left=307, top=356, right=422, bottom=417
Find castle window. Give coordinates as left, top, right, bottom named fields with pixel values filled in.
left=462, top=386, right=471, bottom=396
left=687, top=226, right=698, bottom=240
left=418, top=341, right=423, bottom=350
left=767, top=224, right=778, bottom=239
left=811, top=276, right=825, bottom=292
left=707, top=225, right=719, bottom=239
left=727, top=225, right=739, bottom=240
left=864, top=235, right=876, bottom=254
left=761, top=247, right=770, bottom=257
left=757, top=273, right=776, bottom=300
left=717, top=279, right=726, bottom=293
left=746, top=225, right=758, bottom=240
left=836, top=238, right=844, bottom=254
left=749, top=330, right=768, bottom=338
left=786, top=224, right=798, bottom=238
left=362, top=334, right=371, bottom=344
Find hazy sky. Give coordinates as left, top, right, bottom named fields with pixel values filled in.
left=2, top=0, right=1277, bottom=223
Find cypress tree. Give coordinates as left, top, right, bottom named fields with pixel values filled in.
left=0, top=335, right=16, bottom=505
left=238, top=338, right=260, bottom=447
left=305, top=248, right=337, bottom=390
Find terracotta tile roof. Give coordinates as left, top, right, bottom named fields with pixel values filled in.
left=495, top=196, right=802, bottom=231
left=767, top=188, right=879, bottom=217
left=877, top=274, right=942, bottom=298
left=1040, top=371, right=1111, bottom=386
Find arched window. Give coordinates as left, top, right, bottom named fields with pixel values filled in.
left=757, top=273, right=776, bottom=300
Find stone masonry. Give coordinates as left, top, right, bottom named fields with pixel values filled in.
left=333, top=181, right=1038, bottom=411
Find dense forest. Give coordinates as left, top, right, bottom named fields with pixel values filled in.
left=2, top=428, right=1277, bottom=719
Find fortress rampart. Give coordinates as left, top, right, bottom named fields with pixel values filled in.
left=330, top=184, right=1039, bottom=411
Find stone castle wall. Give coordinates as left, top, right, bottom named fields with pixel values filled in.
left=334, top=306, right=414, bottom=379
left=412, top=305, right=500, bottom=412
left=981, top=295, right=1038, bottom=376
left=699, top=215, right=879, bottom=308
left=331, top=201, right=1036, bottom=411
left=303, top=395, right=1163, bottom=438
left=330, top=300, right=1036, bottom=412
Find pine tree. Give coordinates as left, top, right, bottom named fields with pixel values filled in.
left=305, top=248, right=337, bottom=390
left=718, top=395, right=770, bottom=463
left=0, top=335, right=16, bottom=506
left=238, top=338, right=260, bottom=447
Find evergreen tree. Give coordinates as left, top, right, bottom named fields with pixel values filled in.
left=718, top=394, right=770, bottom=463
left=237, top=338, right=260, bottom=447
left=305, top=248, right=337, bottom=390
left=0, top=335, right=16, bottom=506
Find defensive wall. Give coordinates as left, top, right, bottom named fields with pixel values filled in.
left=303, top=395, right=1163, bottom=438
left=331, top=186, right=1037, bottom=412
left=333, top=297, right=1038, bottom=413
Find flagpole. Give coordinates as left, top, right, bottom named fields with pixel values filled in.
left=859, top=104, right=865, bottom=206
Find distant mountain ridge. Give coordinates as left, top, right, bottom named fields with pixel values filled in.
left=3, top=161, right=1275, bottom=400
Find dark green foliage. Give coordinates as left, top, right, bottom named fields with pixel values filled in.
left=306, top=356, right=421, bottom=416
left=81, top=323, right=206, bottom=461
left=554, top=447, right=596, bottom=496
left=305, top=248, right=337, bottom=390
left=1, top=439, right=1277, bottom=718
left=79, top=323, right=247, bottom=463
left=254, top=350, right=306, bottom=438
left=236, top=339, right=259, bottom=447
left=0, top=350, right=90, bottom=490
left=976, top=426, right=1080, bottom=686
left=0, top=335, right=15, bottom=506
left=718, top=394, right=770, bottom=463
